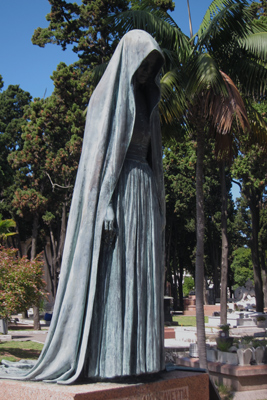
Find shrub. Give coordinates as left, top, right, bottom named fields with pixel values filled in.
left=0, top=246, right=47, bottom=319
left=216, top=339, right=232, bottom=352
left=220, top=324, right=230, bottom=333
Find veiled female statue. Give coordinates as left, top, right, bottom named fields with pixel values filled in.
left=0, top=30, right=165, bottom=384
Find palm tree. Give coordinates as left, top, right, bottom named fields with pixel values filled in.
left=185, top=70, right=250, bottom=364
left=191, top=0, right=267, bottom=321
left=184, top=1, right=267, bottom=363
left=114, top=0, right=267, bottom=368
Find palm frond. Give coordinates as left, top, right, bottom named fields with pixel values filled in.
left=232, top=57, right=267, bottom=98
left=113, top=9, right=190, bottom=62
left=160, top=69, right=187, bottom=124
left=197, top=0, right=252, bottom=48
left=186, top=53, right=227, bottom=98
left=238, top=32, right=267, bottom=62
left=160, top=47, right=188, bottom=70
left=161, top=119, right=185, bottom=143
left=206, top=71, right=250, bottom=136
left=199, top=0, right=238, bottom=31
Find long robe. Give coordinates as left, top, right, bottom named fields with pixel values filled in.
left=0, top=30, right=165, bottom=384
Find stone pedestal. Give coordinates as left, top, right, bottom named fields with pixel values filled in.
left=0, top=369, right=209, bottom=400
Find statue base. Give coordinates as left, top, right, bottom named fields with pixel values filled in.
left=0, top=369, right=209, bottom=400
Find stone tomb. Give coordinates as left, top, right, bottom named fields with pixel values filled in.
left=207, top=311, right=266, bottom=328
left=0, top=370, right=209, bottom=400
left=177, top=357, right=267, bottom=392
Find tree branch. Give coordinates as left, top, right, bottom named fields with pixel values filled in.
left=46, top=172, right=73, bottom=191
left=231, top=179, right=242, bottom=190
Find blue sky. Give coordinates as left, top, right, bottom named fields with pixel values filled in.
left=0, top=0, right=241, bottom=199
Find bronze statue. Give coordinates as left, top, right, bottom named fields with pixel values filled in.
left=0, top=30, right=165, bottom=384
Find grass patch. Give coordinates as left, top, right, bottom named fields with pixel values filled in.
left=0, top=341, right=43, bottom=362
left=172, top=315, right=208, bottom=327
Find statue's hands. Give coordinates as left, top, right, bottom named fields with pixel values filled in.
left=103, top=203, right=117, bottom=246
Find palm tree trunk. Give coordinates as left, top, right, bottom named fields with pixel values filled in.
left=195, top=130, right=207, bottom=369
left=220, top=161, right=229, bottom=325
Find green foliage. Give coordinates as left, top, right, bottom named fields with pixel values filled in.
left=231, top=132, right=267, bottom=311
left=219, top=323, right=230, bottom=332
left=147, top=0, right=175, bottom=11
left=163, top=135, right=196, bottom=218
left=163, top=134, right=196, bottom=308
left=249, top=0, right=267, bottom=21
left=42, top=212, right=55, bottom=225
left=230, top=247, right=253, bottom=289
left=0, top=85, right=32, bottom=216
left=240, top=335, right=254, bottom=344
left=183, top=276, right=195, bottom=297
left=12, top=189, right=48, bottom=219
left=232, top=197, right=251, bottom=246
left=231, top=140, right=267, bottom=197
left=216, top=339, right=232, bottom=352
left=31, top=0, right=130, bottom=68
left=131, top=0, right=175, bottom=12
left=5, top=61, right=87, bottom=269
left=0, top=247, right=47, bottom=319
